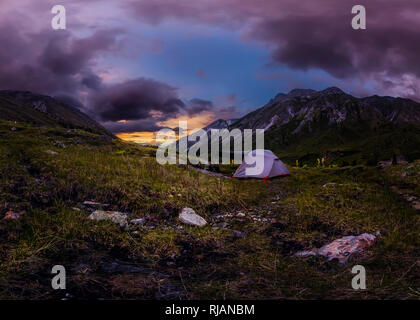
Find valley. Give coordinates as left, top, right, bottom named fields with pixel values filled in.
left=0, top=105, right=418, bottom=299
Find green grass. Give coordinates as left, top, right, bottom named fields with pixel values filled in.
left=0, top=120, right=418, bottom=299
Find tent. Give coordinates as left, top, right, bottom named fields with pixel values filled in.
left=233, top=149, right=290, bottom=179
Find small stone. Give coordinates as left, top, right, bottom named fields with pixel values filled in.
left=55, top=141, right=66, bottom=148
left=322, top=182, right=336, bottom=188
left=72, top=207, right=81, bottom=212
left=45, top=150, right=58, bottom=155
left=236, top=212, right=245, bottom=217
left=232, top=230, right=247, bottom=238
left=179, top=207, right=207, bottom=227
left=88, top=210, right=129, bottom=228
left=3, top=210, right=25, bottom=220
left=216, top=222, right=228, bottom=228
left=83, top=200, right=110, bottom=207
left=130, top=218, right=145, bottom=225
left=11, top=127, right=17, bottom=131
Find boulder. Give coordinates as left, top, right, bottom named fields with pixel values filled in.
left=296, top=233, right=376, bottom=263
left=88, top=210, right=128, bottom=228
left=179, top=207, right=207, bottom=227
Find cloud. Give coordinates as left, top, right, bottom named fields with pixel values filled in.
left=88, top=79, right=220, bottom=132
left=0, top=10, right=216, bottom=133
left=102, top=119, right=168, bottom=133
left=0, top=11, right=121, bottom=96
left=90, top=78, right=184, bottom=122
left=185, top=98, right=213, bottom=115
left=125, top=0, right=420, bottom=101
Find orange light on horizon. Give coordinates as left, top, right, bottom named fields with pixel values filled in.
left=116, top=132, right=157, bottom=144
left=117, top=113, right=217, bottom=145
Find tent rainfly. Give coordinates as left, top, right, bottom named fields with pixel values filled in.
left=233, top=149, right=290, bottom=179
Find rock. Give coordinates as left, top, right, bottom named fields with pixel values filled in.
left=83, top=200, right=110, bottom=207
left=236, top=212, right=245, bottom=217
left=322, top=182, right=336, bottom=188
left=88, top=210, right=129, bottom=228
left=72, top=207, right=81, bottom=212
left=405, top=195, right=416, bottom=202
left=179, top=207, right=207, bottom=227
left=61, top=293, right=74, bottom=301
left=216, top=222, right=228, bottom=228
left=296, top=233, right=376, bottom=263
left=378, top=160, right=392, bottom=167
left=45, top=150, right=58, bottom=155
left=3, top=210, right=25, bottom=220
left=231, top=230, right=247, bottom=238
left=130, top=218, right=146, bottom=225
left=11, top=127, right=17, bottom=131
left=55, top=141, right=66, bottom=148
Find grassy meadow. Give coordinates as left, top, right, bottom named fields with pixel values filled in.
left=0, top=120, right=418, bottom=299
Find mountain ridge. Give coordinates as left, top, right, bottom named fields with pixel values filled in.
left=0, top=90, right=113, bottom=137
left=229, top=87, right=420, bottom=164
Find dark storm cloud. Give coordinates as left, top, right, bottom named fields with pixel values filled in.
left=186, top=98, right=213, bottom=116
left=82, top=73, right=103, bottom=90
left=125, top=0, right=420, bottom=99
left=39, top=29, right=120, bottom=76
left=0, top=16, right=120, bottom=96
left=102, top=119, right=167, bottom=133
left=90, top=78, right=185, bottom=122
left=54, top=95, right=85, bottom=110
left=247, top=1, right=420, bottom=79
left=0, top=13, right=214, bottom=132
left=89, top=78, right=214, bottom=128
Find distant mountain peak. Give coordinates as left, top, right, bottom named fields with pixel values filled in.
left=320, top=86, right=345, bottom=95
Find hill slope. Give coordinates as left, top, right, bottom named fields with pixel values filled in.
left=0, top=90, right=112, bottom=136
left=232, top=87, right=420, bottom=165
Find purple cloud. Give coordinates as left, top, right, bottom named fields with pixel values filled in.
left=125, top=0, right=420, bottom=100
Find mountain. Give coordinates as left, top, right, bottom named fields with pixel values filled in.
left=231, top=87, right=420, bottom=165
left=0, top=90, right=112, bottom=136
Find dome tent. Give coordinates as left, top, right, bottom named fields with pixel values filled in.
left=233, top=149, right=290, bottom=179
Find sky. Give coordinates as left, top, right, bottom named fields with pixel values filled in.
left=1, top=0, right=420, bottom=143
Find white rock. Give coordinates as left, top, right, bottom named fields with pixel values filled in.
left=88, top=210, right=128, bottom=228
left=130, top=218, right=145, bottom=225
left=236, top=212, right=245, bottom=217
left=179, top=207, right=207, bottom=227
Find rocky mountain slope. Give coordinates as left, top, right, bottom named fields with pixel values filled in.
left=231, top=87, right=420, bottom=164
left=0, top=90, right=112, bottom=136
